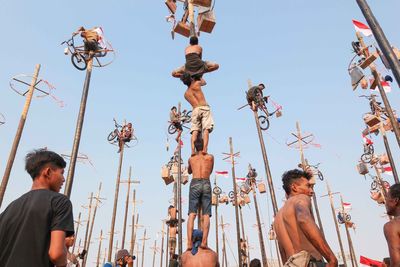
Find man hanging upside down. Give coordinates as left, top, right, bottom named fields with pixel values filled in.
left=181, top=73, right=214, bottom=155
left=172, top=36, right=219, bottom=79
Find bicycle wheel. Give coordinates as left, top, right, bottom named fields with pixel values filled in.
left=228, top=191, right=235, bottom=200
left=317, top=170, right=324, bottom=181
left=213, top=186, right=222, bottom=195
left=345, top=214, right=351, bottom=222
left=71, top=53, right=87, bottom=71
left=258, top=115, right=270, bottom=130
left=168, top=124, right=177, bottom=134
left=107, top=131, right=117, bottom=142
left=361, top=153, right=372, bottom=163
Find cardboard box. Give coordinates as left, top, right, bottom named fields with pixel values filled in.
left=174, top=22, right=190, bottom=38
left=198, top=10, right=216, bottom=33
left=165, top=0, right=177, bottom=14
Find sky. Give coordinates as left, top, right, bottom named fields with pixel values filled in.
left=1, top=0, right=400, bottom=266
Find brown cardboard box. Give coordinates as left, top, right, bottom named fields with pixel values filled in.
left=363, top=113, right=380, bottom=127
left=174, top=22, right=190, bottom=38
left=165, top=0, right=177, bottom=14
left=198, top=10, right=216, bottom=33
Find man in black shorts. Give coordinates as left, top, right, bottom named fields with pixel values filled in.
left=0, top=149, right=74, bottom=267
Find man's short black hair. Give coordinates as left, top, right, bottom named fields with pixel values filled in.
left=189, top=36, right=199, bottom=45
left=389, top=184, right=400, bottom=199
left=171, top=106, right=177, bottom=111
left=25, top=149, right=66, bottom=179
left=282, top=169, right=312, bottom=195
left=250, top=258, right=261, bottom=267
left=194, top=137, right=204, bottom=152
left=258, top=83, right=265, bottom=89
left=180, top=72, right=192, bottom=87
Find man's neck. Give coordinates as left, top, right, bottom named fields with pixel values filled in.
left=31, top=178, right=51, bottom=191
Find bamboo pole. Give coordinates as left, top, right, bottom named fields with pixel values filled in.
left=0, top=64, right=40, bottom=207
left=73, top=212, right=82, bottom=253
left=340, top=195, right=358, bottom=267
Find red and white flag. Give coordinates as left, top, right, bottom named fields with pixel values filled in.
left=343, top=202, right=352, bottom=211
left=362, top=134, right=373, bottom=145
left=236, top=177, right=247, bottom=181
left=215, top=171, right=228, bottom=177
left=352, top=19, right=372, bottom=37
left=381, top=81, right=392, bottom=93
left=383, top=166, right=393, bottom=176
left=360, top=255, right=383, bottom=267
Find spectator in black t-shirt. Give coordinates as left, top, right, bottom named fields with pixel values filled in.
left=0, top=149, right=74, bottom=267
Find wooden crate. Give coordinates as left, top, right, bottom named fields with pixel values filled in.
left=174, top=22, right=190, bottom=38
left=257, top=182, right=266, bottom=194
left=363, top=114, right=380, bottom=127
left=198, top=10, right=216, bottom=33
left=359, top=52, right=378, bottom=69
left=244, top=195, right=251, bottom=204
left=165, top=0, right=177, bottom=14
left=193, top=0, right=212, bottom=8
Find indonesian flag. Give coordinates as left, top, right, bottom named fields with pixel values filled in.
left=215, top=171, right=228, bottom=177
left=360, top=255, right=383, bottom=266
left=236, top=177, right=247, bottom=181
left=362, top=134, right=373, bottom=145
left=352, top=20, right=373, bottom=37
left=343, top=202, right=352, bottom=211
left=383, top=166, right=393, bottom=176
left=381, top=81, right=392, bottom=93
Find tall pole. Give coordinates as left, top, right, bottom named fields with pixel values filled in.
left=130, top=189, right=137, bottom=255
left=108, top=144, right=125, bottom=261
left=356, top=0, right=400, bottom=88
left=228, top=137, right=243, bottom=267
left=0, top=64, right=40, bottom=207
left=325, top=182, right=347, bottom=267
left=96, top=230, right=104, bottom=267
left=296, top=122, right=325, bottom=236
left=73, top=212, right=82, bottom=253
left=152, top=239, right=157, bottom=267
left=141, top=229, right=149, bottom=267
left=355, top=32, right=400, bottom=148
left=165, top=224, right=170, bottom=267
left=83, top=183, right=102, bottom=267
left=251, top=182, right=268, bottom=267
left=83, top=192, right=94, bottom=257
left=340, top=195, right=358, bottom=267
left=238, top=206, right=249, bottom=266
left=248, top=80, right=279, bottom=216
left=64, top=57, right=94, bottom=198
left=214, top=177, right=219, bottom=261
left=160, top=222, right=165, bottom=267
left=381, top=128, right=399, bottom=183
left=133, top=214, right=140, bottom=257
left=177, top=102, right=183, bottom=258
left=221, top=216, right=228, bottom=267
left=188, top=0, right=195, bottom=36
left=122, top=166, right=133, bottom=248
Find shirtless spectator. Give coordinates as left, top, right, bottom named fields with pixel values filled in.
left=187, top=138, right=214, bottom=250
left=0, top=149, right=74, bottom=267
left=384, top=184, right=400, bottom=266
left=181, top=230, right=219, bottom=267
left=181, top=73, right=214, bottom=155
left=172, top=36, right=219, bottom=78
left=274, top=169, right=337, bottom=267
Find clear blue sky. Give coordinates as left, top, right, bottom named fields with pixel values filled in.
left=1, top=0, right=400, bottom=266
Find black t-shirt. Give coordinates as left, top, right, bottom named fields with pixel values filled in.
left=0, top=189, right=74, bottom=267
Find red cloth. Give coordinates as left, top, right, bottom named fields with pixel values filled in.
left=360, top=256, right=383, bottom=267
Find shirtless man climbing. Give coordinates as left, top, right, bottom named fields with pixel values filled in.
left=187, top=137, right=214, bottom=251
left=181, top=73, right=214, bottom=155
left=384, top=183, right=400, bottom=266
left=172, top=36, right=219, bottom=78
left=274, top=169, right=337, bottom=267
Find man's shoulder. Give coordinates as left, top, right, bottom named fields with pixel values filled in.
left=384, top=219, right=400, bottom=233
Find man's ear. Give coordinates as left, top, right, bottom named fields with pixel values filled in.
left=290, top=182, right=297, bottom=193
left=42, top=166, right=52, bottom=179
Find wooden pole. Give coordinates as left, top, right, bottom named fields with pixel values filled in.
left=83, top=183, right=103, bottom=267
left=72, top=212, right=82, bottom=253
left=130, top=189, right=137, bottom=255
left=108, top=144, right=125, bottom=261
left=83, top=192, right=94, bottom=260
left=64, top=57, right=94, bottom=198
left=177, top=102, right=183, bottom=259
left=152, top=239, right=157, bottom=267
left=228, top=137, right=243, bottom=267
left=325, top=182, right=347, bottom=267
left=296, top=122, right=325, bottom=236
left=0, top=64, right=40, bottom=207
left=340, top=195, right=358, bottom=267
left=165, top=223, right=170, bottom=267
left=251, top=181, right=268, bottom=267
left=141, top=229, right=150, bottom=267
left=214, top=176, right=219, bottom=262
left=220, top=216, right=228, bottom=267
left=96, top=230, right=104, bottom=267
left=238, top=206, right=250, bottom=266
left=160, top=222, right=165, bottom=267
